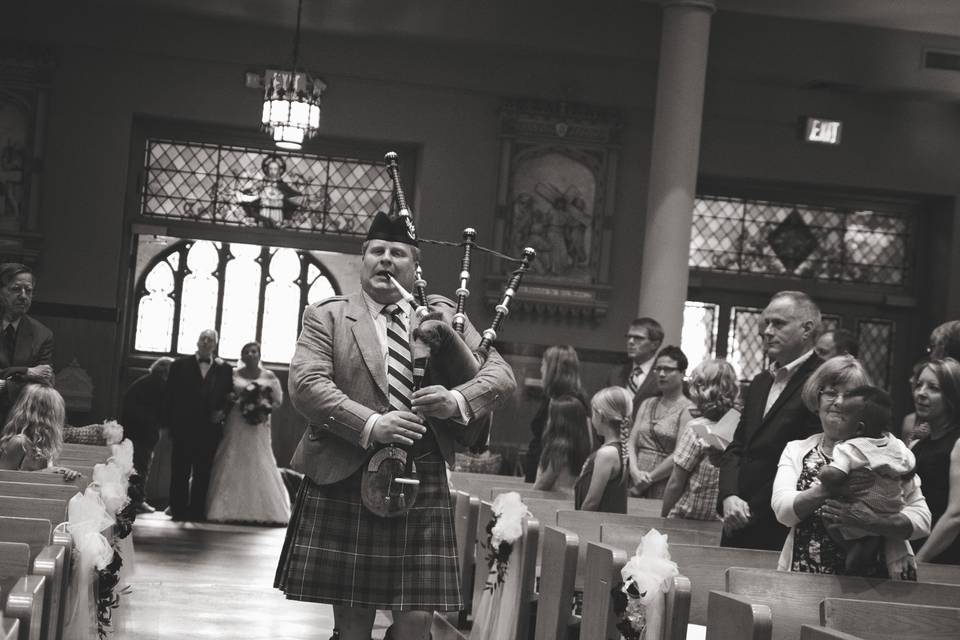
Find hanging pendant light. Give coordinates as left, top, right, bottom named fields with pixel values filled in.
left=261, top=0, right=325, bottom=150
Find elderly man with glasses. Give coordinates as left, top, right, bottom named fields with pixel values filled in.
left=0, top=262, right=54, bottom=427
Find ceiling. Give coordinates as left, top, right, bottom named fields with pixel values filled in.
left=100, top=0, right=960, bottom=39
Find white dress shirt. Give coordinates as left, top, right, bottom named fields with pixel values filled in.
left=764, top=349, right=814, bottom=416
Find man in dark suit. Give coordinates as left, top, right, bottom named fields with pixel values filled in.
left=607, top=317, right=663, bottom=418
left=275, top=212, right=516, bottom=640
left=0, top=263, right=54, bottom=427
left=121, top=355, right=173, bottom=513
left=717, top=291, right=824, bottom=550
left=163, top=329, right=233, bottom=521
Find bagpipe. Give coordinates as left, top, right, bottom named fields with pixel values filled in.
left=361, top=151, right=535, bottom=518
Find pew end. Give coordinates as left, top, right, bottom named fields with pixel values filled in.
left=800, top=624, right=865, bottom=640
left=663, top=575, right=691, bottom=640
left=0, top=618, right=18, bottom=640
left=3, top=575, right=45, bottom=640
left=580, top=542, right=628, bottom=640
left=534, top=526, right=579, bottom=640
left=705, top=591, right=772, bottom=640
left=820, top=597, right=960, bottom=639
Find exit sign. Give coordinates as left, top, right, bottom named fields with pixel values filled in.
left=803, top=117, right=843, bottom=145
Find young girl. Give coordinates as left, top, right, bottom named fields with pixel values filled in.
left=533, top=394, right=591, bottom=494
left=574, top=386, right=630, bottom=513
left=0, top=384, right=79, bottom=480
left=661, top=359, right=738, bottom=520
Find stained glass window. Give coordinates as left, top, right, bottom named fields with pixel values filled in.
left=690, top=196, right=912, bottom=286
left=681, top=301, right=719, bottom=372
left=727, top=306, right=767, bottom=381
left=140, top=139, right=394, bottom=235
left=857, top=318, right=895, bottom=391
left=133, top=238, right=339, bottom=364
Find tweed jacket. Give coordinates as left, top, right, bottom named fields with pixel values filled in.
left=288, top=292, right=516, bottom=486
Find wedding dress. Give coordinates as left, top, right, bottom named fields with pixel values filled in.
left=206, top=369, right=291, bottom=524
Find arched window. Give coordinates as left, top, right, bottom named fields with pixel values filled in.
left=133, top=239, right=340, bottom=364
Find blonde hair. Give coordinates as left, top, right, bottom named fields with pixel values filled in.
left=0, top=384, right=66, bottom=461
left=591, top=386, right=633, bottom=465
left=689, top=359, right=739, bottom=421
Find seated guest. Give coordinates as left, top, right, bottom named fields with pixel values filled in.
left=0, top=383, right=79, bottom=480
left=0, top=263, right=54, bottom=427
left=771, top=356, right=930, bottom=578
left=627, top=345, right=693, bottom=498
left=524, top=345, right=587, bottom=482
left=575, top=386, right=630, bottom=513
left=533, top=394, right=592, bottom=495
left=661, top=358, right=738, bottom=520
left=121, top=355, right=173, bottom=513
left=814, top=328, right=859, bottom=360
left=913, top=357, right=960, bottom=565
left=929, top=320, right=960, bottom=361
left=817, top=386, right=915, bottom=573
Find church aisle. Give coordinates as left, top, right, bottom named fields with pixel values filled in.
left=119, top=514, right=393, bottom=639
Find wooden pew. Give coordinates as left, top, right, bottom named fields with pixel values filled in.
left=581, top=542, right=691, bottom=640
left=0, top=618, right=19, bottom=640
left=0, top=501, right=66, bottom=532
left=800, top=626, right=863, bottom=640
left=534, top=526, right=579, bottom=640
left=449, top=472, right=527, bottom=499
left=489, top=487, right=571, bottom=501
left=0, top=473, right=83, bottom=492
left=469, top=501, right=540, bottom=640
left=725, top=567, right=960, bottom=640
left=706, top=591, right=772, bottom=640
left=596, top=529, right=778, bottom=625
left=918, top=562, right=960, bottom=585
left=451, top=491, right=479, bottom=623
left=0, top=519, right=67, bottom=640
left=0, top=542, right=46, bottom=640
left=0, top=484, right=78, bottom=503
left=57, top=444, right=111, bottom=465
left=628, top=498, right=666, bottom=517
left=820, top=597, right=960, bottom=639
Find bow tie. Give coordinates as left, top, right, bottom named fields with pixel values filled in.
left=198, top=357, right=211, bottom=364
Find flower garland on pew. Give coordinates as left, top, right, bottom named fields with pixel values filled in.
left=62, top=437, right=137, bottom=639
left=611, top=529, right=679, bottom=640
left=482, top=492, right=530, bottom=591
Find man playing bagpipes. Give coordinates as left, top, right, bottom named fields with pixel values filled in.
left=274, top=202, right=517, bottom=640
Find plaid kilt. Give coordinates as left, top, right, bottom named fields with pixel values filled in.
left=274, top=449, right=462, bottom=611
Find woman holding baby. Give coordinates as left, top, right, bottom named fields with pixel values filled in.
left=770, top=355, right=931, bottom=579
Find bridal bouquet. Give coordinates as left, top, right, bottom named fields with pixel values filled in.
left=239, top=381, right=274, bottom=425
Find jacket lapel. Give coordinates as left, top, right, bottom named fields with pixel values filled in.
left=349, top=295, right=388, bottom=398
left=761, top=354, right=822, bottom=427
left=744, top=370, right=774, bottom=445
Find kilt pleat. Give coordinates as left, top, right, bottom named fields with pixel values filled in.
left=274, top=450, right=462, bottom=611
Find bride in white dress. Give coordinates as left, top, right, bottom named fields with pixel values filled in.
left=206, top=341, right=291, bottom=525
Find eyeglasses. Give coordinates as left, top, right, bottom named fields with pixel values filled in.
left=5, top=285, right=33, bottom=297
left=818, top=388, right=845, bottom=404
left=653, top=366, right=680, bottom=374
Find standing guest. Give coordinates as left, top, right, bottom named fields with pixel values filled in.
left=524, top=345, right=587, bottom=482
left=662, top=359, right=738, bottom=521
left=814, top=328, right=859, bottom=360
left=0, top=384, right=79, bottom=480
left=627, top=345, right=693, bottom=498
left=533, top=394, right=592, bottom=495
left=206, top=341, right=289, bottom=525
left=575, top=386, right=631, bottom=513
left=0, top=263, right=54, bottom=428
left=912, top=358, right=960, bottom=565
left=274, top=212, right=516, bottom=640
left=900, top=358, right=930, bottom=446
left=163, top=329, right=233, bottom=521
left=928, top=320, right=960, bottom=361
left=717, top=291, right=823, bottom=550
left=607, top=317, right=664, bottom=419
left=120, top=355, right=173, bottom=513
left=771, top=357, right=930, bottom=578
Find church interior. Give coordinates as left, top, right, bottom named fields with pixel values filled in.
left=2, top=0, right=960, bottom=638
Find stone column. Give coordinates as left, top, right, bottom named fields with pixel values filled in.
left=637, top=0, right=716, bottom=344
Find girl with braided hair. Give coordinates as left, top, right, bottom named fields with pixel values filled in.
left=575, top=386, right=631, bottom=513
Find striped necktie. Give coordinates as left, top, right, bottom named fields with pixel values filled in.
left=384, top=304, right=415, bottom=411
left=628, top=365, right=643, bottom=394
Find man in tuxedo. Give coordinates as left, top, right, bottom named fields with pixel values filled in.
left=163, top=329, right=233, bottom=521
left=607, top=317, right=663, bottom=418
left=275, top=211, right=516, bottom=640
left=121, top=355, right=173, bottom=514
left=717, top=291, right=823, bottom=550
left=0, top=263, right=54, bottom=427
